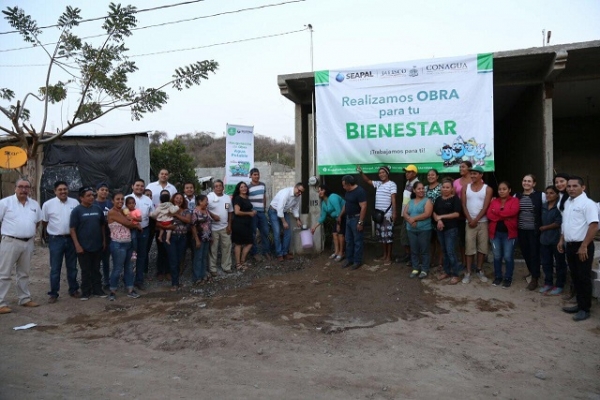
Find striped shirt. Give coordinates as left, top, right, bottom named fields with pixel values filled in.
left=518, top=194, right=536, bottom=230
left=248, top=181, right=266, bottom=212
left=373, top=180, right=397, bottom=217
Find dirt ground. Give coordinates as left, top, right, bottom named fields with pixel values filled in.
left=1, top=242, right=599, bottom=400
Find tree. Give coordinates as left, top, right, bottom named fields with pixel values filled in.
left=0, top=4, right=218, bottom=196
left=150, top=138, right=197, bottom=192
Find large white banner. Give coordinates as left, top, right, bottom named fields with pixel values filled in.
left=225, top=124, right=254, bottom=195
left=315, top=53, right=494, bottom=175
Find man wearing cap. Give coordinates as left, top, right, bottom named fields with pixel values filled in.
left=398, top=165, right=419, bottom=264
left=269, top=183, right=305, bottom=262
left=358, top=165, right=397, bottom=265
left=70, top=187, right=107, bottom=300
left=338, top=175, right=367, bottom=270
left=42, top=180, right=80, bottom=303
left=0, top=179, right=42, bottom=314
left=94, top=182, right=113, bottom=290
left=461, top=165, right=493, bottom=284
left=558, top=176, right=598, bottom=321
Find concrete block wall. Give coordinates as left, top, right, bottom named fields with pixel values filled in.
left=271, top=171, right=296, bottom=195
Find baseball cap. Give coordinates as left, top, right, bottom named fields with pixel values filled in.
left=469, top=165, right=485, bottom=173
left=96, top=182, right=109, bottom=190
left=403, top=165, right=418, bottom=173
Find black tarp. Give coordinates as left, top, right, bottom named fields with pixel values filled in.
left=41, top=136, right=139, bottom=204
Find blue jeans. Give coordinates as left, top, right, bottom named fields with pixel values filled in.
left=251, top=210, right=271, bottom=255
left=47, top=235, right=79, bottom=297
left=436, top=228, right=461, bottom=276
left=269, top=208, right=292, bottom=257
left=491, top=232, right=516, bottom=280
left=100, top=238, right=111, bottom=286
left=407, top=229, right=432, bottom=272
left=165, top=233, right=187, bottom=286
left=134, top=227, right=150, bottom=285
left=130, top=229, right=138, bottom=252
left=192, top=241, right=210, bottom=282
left=540, top=243, right=567, bottom=287
left=345, top=216, right=364, bottom=265
left=109, top=241, right=134, bottom=291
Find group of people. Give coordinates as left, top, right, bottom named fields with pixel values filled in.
left=317, top=162, right=598, bottom=322
left=0, top=167, right=309, bottom=313
left=1, top=163, right=597, bottom=321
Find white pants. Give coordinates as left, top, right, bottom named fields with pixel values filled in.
left=209, top=228, right=232, bottom=273
left=0, top=236, right=34, bottom=307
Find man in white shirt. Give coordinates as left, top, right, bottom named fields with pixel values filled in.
left=207, top=180, right=233, bottom=274
left=0, top=179, right=42, bottom=314
left=146, top=170, right=177, bottom=281
left=42, top=180, right=80, bottom=303
left=146, top=169, right=177, bottom=208
left=125, top=179, right=154, bottom=290
left=558, top=176, right=598, bottom=322
left=268, top=183, right=304, bottom=262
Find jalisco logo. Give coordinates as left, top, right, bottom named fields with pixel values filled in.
left=380, top=69, right=408, bottom=78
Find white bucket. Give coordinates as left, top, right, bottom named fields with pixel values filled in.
left=300, top=229, right=313, bottom=249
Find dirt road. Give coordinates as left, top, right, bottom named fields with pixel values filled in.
left=1, top=244, right=599, bottom=399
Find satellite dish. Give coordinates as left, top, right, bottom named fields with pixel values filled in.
left=0, top=146, right=28, bottom=169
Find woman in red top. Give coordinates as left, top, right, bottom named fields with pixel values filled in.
left=486, top=181, right=520, bottom=288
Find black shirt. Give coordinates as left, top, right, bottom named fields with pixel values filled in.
left=344, top=186, right=367, bottom=216
left=433, top=195, right=461, bottom=231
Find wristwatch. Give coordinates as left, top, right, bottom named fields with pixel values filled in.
left=358, top=220, right=363, bottom=225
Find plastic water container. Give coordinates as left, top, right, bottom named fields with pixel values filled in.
left=300, top=229, right=313, bottom=249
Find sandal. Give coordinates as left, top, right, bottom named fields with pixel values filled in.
left=448, top=276, right=461, bottom=285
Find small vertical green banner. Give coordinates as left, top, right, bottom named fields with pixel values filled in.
left=477, top=53, right=493, bottom=73
left=225, top=184, right=235, bottom=196
left=314, top=70, right=330, bottom=86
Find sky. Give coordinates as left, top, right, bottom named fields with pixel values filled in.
left=0, top=0, right=599, bottom=143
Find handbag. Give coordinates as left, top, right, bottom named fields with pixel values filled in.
left=372, top=204, right=392, bottom=224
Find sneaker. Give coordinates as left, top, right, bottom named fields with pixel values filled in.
left=93, top=290, right=108, bottom=298
left=109, top=293, right=116, bottom=301
left=131, top=251, right=138, bottom=261
left=335, top=255, right=344, bottom=262
left=127, top=290, right=140, bottom=299
left=502, top=279, right=512, bottom=289
left=539, top=285, right=553, bottom=294
left=80, top=295, right=90, bottom=301
left=462, top=273, right=471, bottom=284
left=329, top=253, right=337, bottom=259
left=547, top=287, right=563, bottom=296
left=409, top=270, right=419, bottom=278
left=476, top=269, right=488, bottom=283
left=418, top=271, right=428, bottom=279
left=492, top=277, right=502, bottom=286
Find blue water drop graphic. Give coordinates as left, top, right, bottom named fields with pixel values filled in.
left=335, top=73, right=344, bottom=82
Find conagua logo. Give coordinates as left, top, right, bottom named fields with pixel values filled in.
left=425, top=62, right=468, bottom=72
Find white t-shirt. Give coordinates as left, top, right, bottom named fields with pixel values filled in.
left=42, top=197, right=79, bottom=235
left=562, top=193, right=599, bottom=242
left=207, top=192, right=233, bottom=231
left=146, top=181, right=177, bottom=208
left=0, top=195, right=42, bottom=238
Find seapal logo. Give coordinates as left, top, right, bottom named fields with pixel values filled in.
left=425, top=62, right=468, bottom=72
left=345, top=71, right=374, bottom=80
left=237, top=129, right=253, bottom=134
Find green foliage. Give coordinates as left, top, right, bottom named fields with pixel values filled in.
left=150, top=138, right=198, bottom=191
left=0, top=3, right=218, bottom=157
